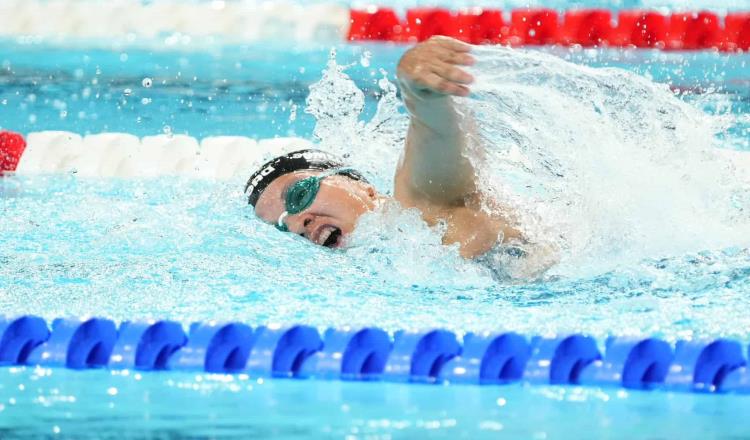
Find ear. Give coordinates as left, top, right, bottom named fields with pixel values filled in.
left=366, top=185, right=377, bottom=200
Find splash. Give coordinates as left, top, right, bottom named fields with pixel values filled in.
left=305, top=50, right=407, bottom=191
left=346, top=200, right=494, bottom=289
left=302, top=51, right=497, bottom=287
left=302, top=46, right=750, bottom=282
left=461, top=46, right=750, bottom=277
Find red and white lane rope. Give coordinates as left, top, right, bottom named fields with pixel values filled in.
left=2, top=130, right=749, bottom=181
left=0, top=131, right=310, bottom=180
left=0, top=1, right=747, bottom=51
left=351, top=7, right=750, bottom=51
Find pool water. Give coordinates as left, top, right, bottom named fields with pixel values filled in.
left=2, top=30, right=750, bottom=440
left=1, top=40, right=748, bottom=141
left=2, top=367, right=750, bottom=439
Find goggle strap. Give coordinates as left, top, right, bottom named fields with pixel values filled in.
left=277, top=211, right=289, bottom=229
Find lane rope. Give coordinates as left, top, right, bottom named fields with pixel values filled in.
left=349, top=7, right=750, bottom=51
left=0, top=2, right=747, bottom=51
left=1, top=315, right=749, bottom=393
left=0, top=130, right=309, bottom=180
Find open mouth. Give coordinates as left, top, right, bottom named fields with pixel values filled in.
left=318, top=225, right=342, bottom=248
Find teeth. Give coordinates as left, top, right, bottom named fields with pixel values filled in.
left=318, top=226, right=333, bottom=245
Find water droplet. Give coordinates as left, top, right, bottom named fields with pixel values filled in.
left=360, top=50, right=372, bottom=68
left=142, top=77, right=152, bottom=88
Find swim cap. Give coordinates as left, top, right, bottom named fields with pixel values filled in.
left=244, top=149, right=368, bottom=206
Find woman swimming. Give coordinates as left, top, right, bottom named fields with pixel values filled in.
left=245, top=36, right=536, bottom=269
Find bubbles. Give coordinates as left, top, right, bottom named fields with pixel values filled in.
left=123, top=88, right=132, bottom=97
left=142, top=77, right=153, bottom=88
left=359, top=50, right=372, bottom=68
left=304, top=53, right=406, bottom=189
left=464, top=46, right=750, bottom=277
left=347, top=201, right=493, bottom=289
left=305, top=50, right=366, bottom=144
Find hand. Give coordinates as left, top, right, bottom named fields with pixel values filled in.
left=397, top=36, right=475, bottom=97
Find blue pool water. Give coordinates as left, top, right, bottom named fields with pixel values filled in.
left=3, top=368, right=750, bottom=439
left=1, top=40, right=748, bottom=142
left=2, top=29, right=750, bottom=440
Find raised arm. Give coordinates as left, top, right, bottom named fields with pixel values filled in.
left=394, top=36, right=477, bottom=206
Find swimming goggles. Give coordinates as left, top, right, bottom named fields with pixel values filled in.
left=276, top=167, right=353, bottom=232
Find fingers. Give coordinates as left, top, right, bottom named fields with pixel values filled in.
left=429, top=35, right=472, bottom=52
left=432, top=61, right=474, bottom=85
left=422, top=72, right=471, bottom=97
left=397, top=35, right=476, bottom=97
left=440, top=51, right=475, bottom=66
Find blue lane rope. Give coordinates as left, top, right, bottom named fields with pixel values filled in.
left=1, top=316, right=749, bottom=394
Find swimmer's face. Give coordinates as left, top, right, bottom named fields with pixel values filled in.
left=254, top=170, right=380, bottom=248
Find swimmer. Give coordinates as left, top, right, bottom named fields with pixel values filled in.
left=246, top=36, right=546, bottom=274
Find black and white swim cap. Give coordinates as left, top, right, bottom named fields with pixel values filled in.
left=244, top=149, right=368, bottom=206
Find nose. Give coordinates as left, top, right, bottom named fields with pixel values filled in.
left=285, top=213, right=316, bottom=239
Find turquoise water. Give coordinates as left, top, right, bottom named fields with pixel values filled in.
left=2, top=368, right=750, bottom=439
left=1, top=40, right=748, bottom=142
left=2, top=37, right=750, bottom=438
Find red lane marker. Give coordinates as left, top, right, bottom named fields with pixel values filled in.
left=348, top=8, right=750, bottom=52
left=405, top=8, right=460, bottom=42
left=0, top=131, right=26, bottom=175
left=614, top=11, right=668, bottom=48
left=509, top=8, right=559, bottom=46
left=454, top=8, right=483, bottom=43
left=722, top=12, right=750, bottom=52
left=401, top=8, right=510, bottom=44
left=560, top=9, right=613, bottom=47
left=668, top=11, right=721, bottom=50
left=348, top=8, right=403, bottom=41
left=471, top=9, right=507, bottom=45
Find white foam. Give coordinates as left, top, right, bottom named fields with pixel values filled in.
left=464, top=46, right=750, bottom=276
left=0, top=0, right=350, bottom=43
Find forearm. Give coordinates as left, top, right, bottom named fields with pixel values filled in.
left=393, top=36, right=478, bottom=205
left=396, top=73, right=477, bottom=204
left=399, top=75, right=460, bottom=133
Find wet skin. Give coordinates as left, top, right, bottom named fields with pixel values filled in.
left=255, top=36, right=524, bottom=258
left=253, top=170, right=381, bottom=248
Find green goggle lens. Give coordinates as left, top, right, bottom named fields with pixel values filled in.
left=285, top=177, right=321, bottom=215
left=275, top=167, right=353, bottom=232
